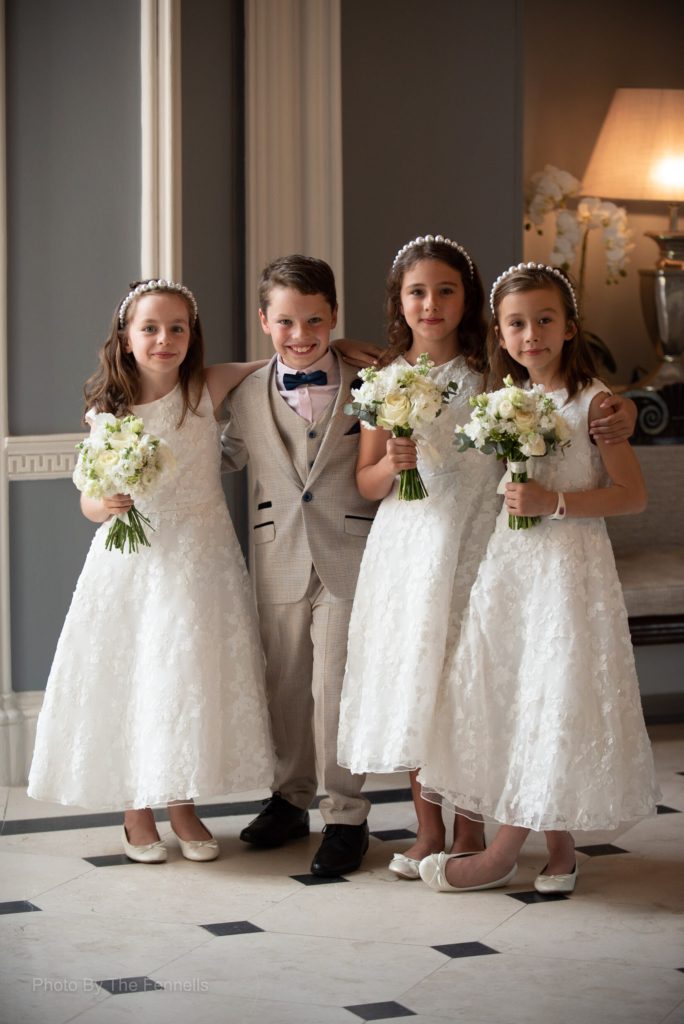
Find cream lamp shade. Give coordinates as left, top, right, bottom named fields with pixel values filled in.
left=581, top=88, right=684, bottom=201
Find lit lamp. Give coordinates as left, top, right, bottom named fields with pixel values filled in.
left=581, top=88, right=684, bottom=389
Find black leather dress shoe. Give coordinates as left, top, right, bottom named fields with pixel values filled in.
left=239, top=792, right=310, bottom=847
left=310, top=821, right=369, bottom=877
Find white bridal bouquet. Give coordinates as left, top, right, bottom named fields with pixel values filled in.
left=454, top=375, right=571, bottom=529
left=344, top=352, right=458, bottom=500
left=73, top=413, right=177, bottom=553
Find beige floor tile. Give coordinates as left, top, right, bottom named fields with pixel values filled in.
left=252, top=873, right=522, bottom=945
left=571, top=851, right=684, bottom=909
left=70, top=989, right=354, bottom=1024
left=403, top=955, right=684, bottom=1024
left=0, top=911, right=210, bottom=981
left=165, top=931, right=445, bottom=1006
left=0, top=825, right=129, bottom=859
left=0, top=970, right=109, bottom=1024
left=661, top=999, right=684, bottom=1024
left=486, top=897, right=684, bottom=969
left=0, top=850, right=93, bottom=902
left=36, top=857, right=301, bottom=925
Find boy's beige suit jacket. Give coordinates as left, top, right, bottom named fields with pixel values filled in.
left=221, top=352, right=380, bottom=605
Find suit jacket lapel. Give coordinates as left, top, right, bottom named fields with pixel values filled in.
left=306, top=352, right=359, bottom=489
left=254, top=356, right=303, bottom=490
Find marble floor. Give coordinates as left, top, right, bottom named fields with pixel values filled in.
left=1, top=724, right=683, bottom=1024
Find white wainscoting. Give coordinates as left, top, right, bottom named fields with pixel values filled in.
left=6, top=434, right=87, bottom=481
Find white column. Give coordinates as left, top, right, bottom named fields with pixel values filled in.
left=245, top=0, right=344, bottom=359
left=141, top=0, right=182, bottom=282
left=0, top=0, right=25, bottom=786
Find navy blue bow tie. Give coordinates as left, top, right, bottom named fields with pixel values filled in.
left=283, top=370, right=328, bottom=391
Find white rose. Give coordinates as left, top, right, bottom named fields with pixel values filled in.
left=552, top=411, right=571, bottom=441
left=498, top=399, right=514, bottom=418
left=521, top=433, right=546, bottom=457
left=377, top=393, right=412, bottom=429
left=514, top=410, right=537, bottom=433
left=93, top=449, right=120, bottom=477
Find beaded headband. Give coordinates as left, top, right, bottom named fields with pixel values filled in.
left=118, top=279, right=198, bottom=328
left=392, top=234, right=474, bottom=278
left=490, top=262, right=579, bottom=316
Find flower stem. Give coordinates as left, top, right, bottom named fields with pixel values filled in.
left=508, top=469, right=541, bottom=530
left=394, top=425, right=429, bottom=501
left=104, top=506, right=154, bottom=553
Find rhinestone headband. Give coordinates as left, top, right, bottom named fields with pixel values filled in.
left=490, top=262, right=579, bottom=316
left=118, top=279, right=198, bottom=327
left=392, top=234, right=474, bottom=278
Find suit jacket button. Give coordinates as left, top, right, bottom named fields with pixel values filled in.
left=303, top=491, right=313, bottom=502
left=308, top=430, right=317, bottom=438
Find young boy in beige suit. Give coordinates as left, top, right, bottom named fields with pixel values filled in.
left=221, top=255, right=380, bottom=876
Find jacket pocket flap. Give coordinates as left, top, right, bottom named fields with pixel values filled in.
left=254, top=521, right=275, bottom=545
left=344, top=515, right=374, bottom=537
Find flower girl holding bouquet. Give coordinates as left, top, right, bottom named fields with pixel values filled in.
left=338, top=239, right=639, bottom=879
left=418, top=263, right=660, bottom=894
left=28, top=280, right=278, bottom=863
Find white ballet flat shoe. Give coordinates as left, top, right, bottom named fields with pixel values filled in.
left=419, top=851, right=517, bottom=892
left=122, top=825, right=167, bottom=864
left=534, top=862, right=578, bottom=894
left=388, top=853, right=422, bottom=879
left=171, top=823, right=220, bottom=861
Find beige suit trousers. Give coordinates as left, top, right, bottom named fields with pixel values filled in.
left=257, top=569, right=369, bottom=825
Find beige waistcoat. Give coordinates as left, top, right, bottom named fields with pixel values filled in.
left=222, top=351, right=380, bottom=604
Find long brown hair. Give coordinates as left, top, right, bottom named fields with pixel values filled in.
left=487, top=266, right=597, bottom=403
left=380, top=239, right=488, bottom=374
left=83, top=282, right=205, bottom=426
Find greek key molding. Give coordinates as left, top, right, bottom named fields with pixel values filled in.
left=5, top=433, right=86, bottom=481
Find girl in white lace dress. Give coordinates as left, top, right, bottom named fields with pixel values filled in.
left=337, top=238, right=499, bottom=874
left=28, top=280, right=277, bottom=863
left=418, top=264, right=659, bottom=896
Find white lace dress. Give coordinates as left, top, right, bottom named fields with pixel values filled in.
left=28, top=384, right=274, bottom=810
left=419, top=380, right=660, bottom=832
left=337, top=355, right=502, bottom=774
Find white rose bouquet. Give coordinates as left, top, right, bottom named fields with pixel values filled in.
left=344, top=352, right=458, bottom=500
left=454, top=375, right=571, bottom=530
left=73, top=413, right=177, bottom=553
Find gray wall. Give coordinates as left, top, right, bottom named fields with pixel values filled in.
left=181, top=0, right=248, bottom=544
left=7, top=0, right=141, bottom=691
left=341, top=0, right=524, bottom=346
left=6, top=0, right=141, bottom=436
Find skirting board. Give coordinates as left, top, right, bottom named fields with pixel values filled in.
left=1, top=687, right=682, bottom=787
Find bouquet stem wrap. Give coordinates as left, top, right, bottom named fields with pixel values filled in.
left=508, top=460, right=541, bottom=531
left=105, top=507, right=155, bottom=554
left=394, top=425, right=428, bottom=501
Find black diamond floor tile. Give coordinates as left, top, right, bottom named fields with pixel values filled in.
left=433, top=940, right=499, bottom=958
left=575, top=843, right=629, bottom=857
left=656, top=804, right=682, bottom=814
left=370, top=829, right=417, bottom=842
left=677, top=968, right=684, bottom=974
left=97, top=977, right=163, bottom=995
left=508, top=890, right=568, bottom=904
left=0, top=900, right=41, bottom=915
left=345, top=1001, right=416, bottom=1020
left=290, top=873, right=349, bottom=886
left=201, top=920, right=264, bottom=937
left=83, top=854, right=135, bottom=867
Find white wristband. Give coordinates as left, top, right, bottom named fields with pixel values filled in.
left=548, top=492, right=566, bottom=520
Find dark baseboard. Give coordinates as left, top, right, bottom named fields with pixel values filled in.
left=641, top=692, right=684, bottom=725
left=629, top=615, right=684, bottom=646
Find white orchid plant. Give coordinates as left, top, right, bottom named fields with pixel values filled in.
left=525, top=167, right=636, bottom=375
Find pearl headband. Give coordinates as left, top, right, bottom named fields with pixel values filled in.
left=491, top=262, right=579, bottom=316
left=118, top=279, right=198, bottom=327
left=392, top=234, right=474, bottom=278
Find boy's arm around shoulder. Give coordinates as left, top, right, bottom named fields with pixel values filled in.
left=221, top=389, right=249, bottom=474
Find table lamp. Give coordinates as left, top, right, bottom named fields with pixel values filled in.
left=581, top=88, right=684, bottom=389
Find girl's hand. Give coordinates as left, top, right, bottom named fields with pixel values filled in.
left=332, top=338, right=383, bottom=369
left=386, top=436, right=417, bottom=473
left=102, top=493, right=134, bottom=516
left=589, top=395, right=637, bottom=444
left=505, top=480, right=556, bottom=517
